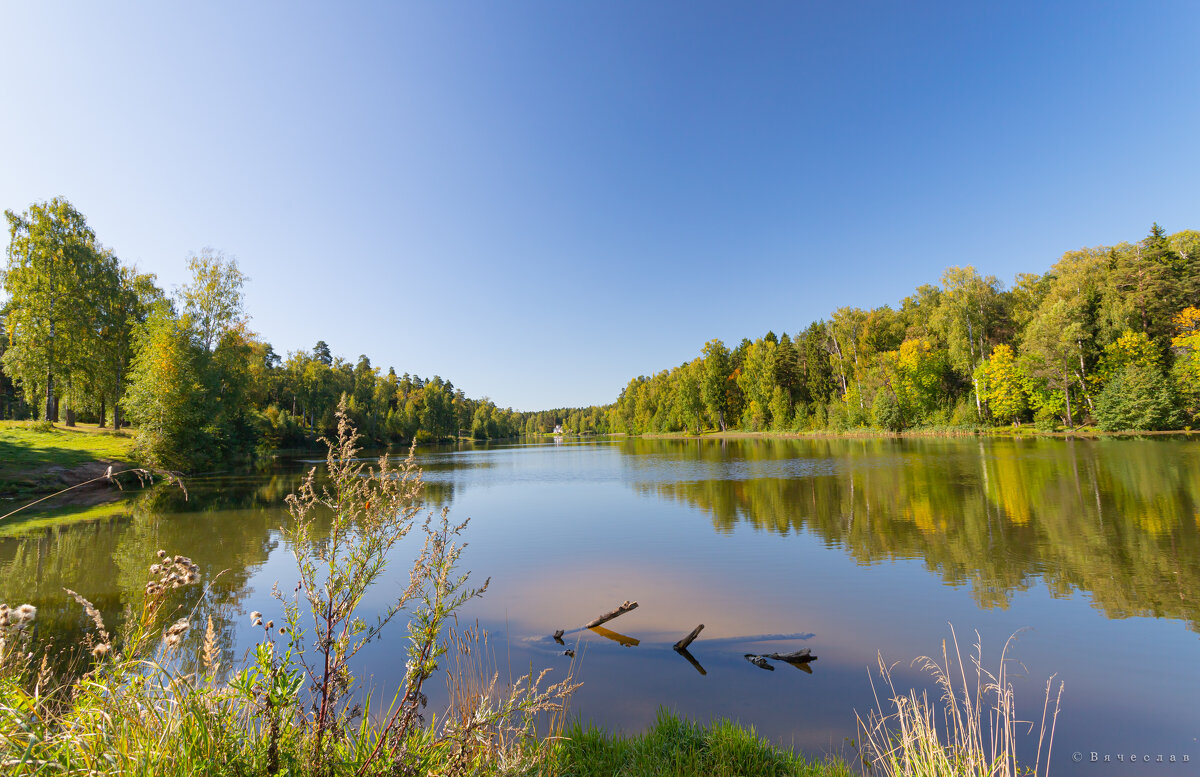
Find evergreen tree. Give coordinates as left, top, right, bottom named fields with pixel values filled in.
left=1094, top=364, right=1180, bottom=431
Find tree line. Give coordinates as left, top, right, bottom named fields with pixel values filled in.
left=5, top=199, right=1197, bottom=463
left=1, top=198, right=538, bottom=470
left=609, top=224, right=1200, bottom=434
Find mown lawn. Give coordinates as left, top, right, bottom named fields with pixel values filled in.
left=0, top=421, right=137, bottom=499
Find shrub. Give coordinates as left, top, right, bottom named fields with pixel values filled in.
left=872, top=389, right=906, bottom=432
left=1094, top=364, right=1181, bottom=431
left=1034, top=406, right=1058, bottom=432
left=950, top=397, right=979, bottom=427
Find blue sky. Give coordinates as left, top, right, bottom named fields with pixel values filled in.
left=2, top=2, right=1198, bottom=410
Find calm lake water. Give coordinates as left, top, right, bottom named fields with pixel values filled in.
left=3, top=436, right=1199, bottom=773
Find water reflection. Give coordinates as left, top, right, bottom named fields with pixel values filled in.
left=0, top=460, right=459, bottom=669
left=2, top=436, right=1199, bottom=775
left=623, top=437, right=1200, bottom=629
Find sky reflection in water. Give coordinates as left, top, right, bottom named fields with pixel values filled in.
left=3, top=436, right=1198, bottom=774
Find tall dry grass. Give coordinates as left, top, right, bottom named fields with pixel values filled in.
left=856, top=626, right=1063, bottom=777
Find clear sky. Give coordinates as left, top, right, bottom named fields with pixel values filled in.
left=2, top=2, right=1198, bottom=410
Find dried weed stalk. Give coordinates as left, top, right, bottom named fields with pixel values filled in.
left=856, top=626, right=1063, bottom=777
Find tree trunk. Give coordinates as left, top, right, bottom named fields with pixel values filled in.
left=64, top=401, right=75, bottom=427
left=45, top=378, right=55, bottom=422
left=98, top=397, right=106, bottom=428
left=1063, top=379, right=1074, bottom=427
left=113, top=363, right=123, bottom=429
left=1077, top=347, right=1094, bottom=412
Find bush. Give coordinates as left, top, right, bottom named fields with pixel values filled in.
left=825, top=402, right=848, bottom=432
left=1034, top=407, right=1058, bottom=432
left=257, top=405, right=308, bottom=451
left=950, top=397, right=979, bottom=427
left=808, top=402, right=827, bottom=431
left=1094, top=364, right=1182, bottom=431
left=872, top=389, right=906, bottom=432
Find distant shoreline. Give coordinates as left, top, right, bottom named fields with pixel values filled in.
left=625, top=427, right=1200, bottom=441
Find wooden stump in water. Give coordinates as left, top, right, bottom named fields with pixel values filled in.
left=744, top=654, right=774, bottom=671
left=673, top=624, right=704, bottom=651
left=763, top=648, right=815, bottom=663
left=584, top=600, right=638, bottom=629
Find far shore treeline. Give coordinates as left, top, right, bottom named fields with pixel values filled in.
left=0, top=198, right=541, bottom=470
left=3, top=198, right=1200, bottom=472
left=606, top=223, right=1200, bottom=436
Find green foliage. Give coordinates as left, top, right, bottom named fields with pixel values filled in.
left=768, top=386, right=792, bottom=431
left=872, top=388, right=905, bottom=432
left=701, top=339, right=731, bottom=430
left=121, top=310, right=209, bottom=469
left=178, top=248, right=247, bottom=352
left=951, top=398, right=980, bottom=428
left=1094, top=364, right=1181, bottom=431
left=979, top=344, right=1027, bottom=424
left=604, top=223, right=1199, bottom=437
left=1170, top=307, right=1200, bottom=424
left=257, top=405, right=307, bottom=450
left=3, top=198, right=111, bottom=422
left=1096, top=329, right=1160, bottom=388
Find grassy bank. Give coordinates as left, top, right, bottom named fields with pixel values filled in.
left=0, top=421, right=137, bottom=499
left=557, top=711, right=849, bottom=777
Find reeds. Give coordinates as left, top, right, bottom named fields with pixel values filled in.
left=855, top=626, right=1063, bottom=777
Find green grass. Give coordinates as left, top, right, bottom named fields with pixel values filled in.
left=0, top=420, right=137, bottom=498
left=554, top=709, right=851, bottom=777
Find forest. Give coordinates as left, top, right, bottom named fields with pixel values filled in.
left=606, top=224, right=1200, bottom=436
left=4, top=198, right=1199, bottom=473
left=0, top=198, right=534, bottom=470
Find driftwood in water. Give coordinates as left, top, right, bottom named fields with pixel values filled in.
left=552, top=629, right=565, bottom=644
left=675, top=646, right=707, bottom=676
left=563, top=649, right=575, bottom=657
left=673, top=624, right=704, bottom=651
left=744, top=654, right=774, bottom=671
left=585, top=600, right=638, bottom=629
left=589, top=625, right=640, bottom=647
left=762, top=648, right=815, bottom=663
